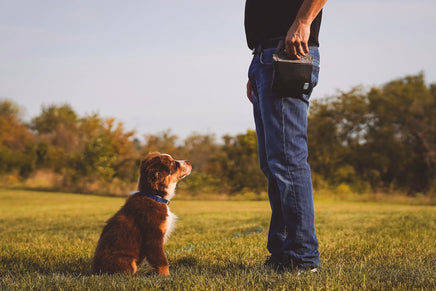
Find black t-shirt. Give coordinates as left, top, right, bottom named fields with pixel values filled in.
left=244, top=0, right=322, bottom=49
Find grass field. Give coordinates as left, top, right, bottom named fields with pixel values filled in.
left=0, top=189, right=435, bottom=290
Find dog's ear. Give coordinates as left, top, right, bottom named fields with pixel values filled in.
left=144, top=156, right=164, bottom=181
left=138, top=154, right=170, bottom=194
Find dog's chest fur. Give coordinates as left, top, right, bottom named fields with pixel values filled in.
left=163, top=206, right=177, bottom=244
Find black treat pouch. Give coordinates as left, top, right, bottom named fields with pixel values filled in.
left=272, top=40, right=314, bottom=96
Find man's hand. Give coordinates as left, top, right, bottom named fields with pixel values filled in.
left=285, top=0, right=327, bottom=59
left=246, top=80, right=254, bottom=103
left=285, top=21, right=311, bottom=59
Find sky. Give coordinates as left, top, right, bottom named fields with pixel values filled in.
left=1, top=0, right=436, bottom=141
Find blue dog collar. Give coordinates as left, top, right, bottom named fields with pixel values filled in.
left=130, top=191, right=169, bottom=205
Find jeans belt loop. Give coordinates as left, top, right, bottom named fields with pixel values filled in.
left=252, top=38, right=282, bottom=55
left=252, top=44, right=263, bottom=55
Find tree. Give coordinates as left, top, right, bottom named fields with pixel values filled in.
left=100, top=118, right=137, bottom=181
left=30, top=104, right=80, bottom=152
left=216, top=130, right=266, bottom=193
left=0, top=100, right=33, bottom=151
left=0, top=100, right=35, bottom=177
left=367, top=73, right=436, bottom=192
left=308, top=73, right=436, bottom=194
left=182, top=133, right=218, bottom=173
left=142, top=130, right=179, bottom=157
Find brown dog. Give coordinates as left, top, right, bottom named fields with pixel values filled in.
left=91, top=152, right=191, bottom=275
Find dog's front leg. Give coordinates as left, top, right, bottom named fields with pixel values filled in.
left=144, top=240, right=170, bottom=276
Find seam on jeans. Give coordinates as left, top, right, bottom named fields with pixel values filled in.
left=281, top=99, right=290, bottom=187
left=281, top=98, right=303, bottom=247
left=281, top=100, right=297, bottom=199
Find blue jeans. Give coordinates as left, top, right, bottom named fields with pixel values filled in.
left=248, top=47, right=320, bottom=268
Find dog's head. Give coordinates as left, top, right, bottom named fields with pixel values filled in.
left=138, top=152, right=192, bottom=200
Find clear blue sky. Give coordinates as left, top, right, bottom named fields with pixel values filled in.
left=1, top=0, right=435, bottom=140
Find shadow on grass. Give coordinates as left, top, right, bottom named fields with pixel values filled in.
left=171, top=255, right=252, bottom=276
left=0, top=255, right=92, bottom=276
left=1, top=252, right=254, bottom=278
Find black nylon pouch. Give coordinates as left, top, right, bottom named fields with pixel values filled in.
left=272, top=40, right=314, bottom=96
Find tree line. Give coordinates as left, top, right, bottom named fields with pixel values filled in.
left=1, top=73, right=435, bottom=196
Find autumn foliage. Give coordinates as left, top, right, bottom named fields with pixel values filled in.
left=1, top=73, right=435, bottom=196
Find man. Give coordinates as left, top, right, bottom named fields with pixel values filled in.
left=245, top=0, right=327, bottom=272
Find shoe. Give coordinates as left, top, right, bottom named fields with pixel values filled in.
left=264, top=256, right=319, bottom=274
left=295, top=265, right=319, bottom=275
left=264, top=256, right=287, bottom=272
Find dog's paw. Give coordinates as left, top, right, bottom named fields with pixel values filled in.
left=157, top=265, right=170, bottom=276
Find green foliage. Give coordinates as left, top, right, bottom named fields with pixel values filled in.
left=309, top=73, right=436, bottom=194
left=140, top=130, right=266, bottom=195
left=31, top=104, right=78, bottom=134
left=179, top=172, right=222, bottom=195
left=0, top=189, right=435, bottom=290
left=181, top=133, right=219, bottom=173
left=0, top=100, right=35, bottom=177
left=18, top=143, right=37, bottom=178
left=217, top=130, right=266, bottom=193
left=142, top=129, right=179, bottom=155
left=82, top=135, right=117, bottom=180
left=1, top=72, right=436, bottom=196
left=0, top=99, right=20, bottom=117
left=0, top=145, right=14, bottom=174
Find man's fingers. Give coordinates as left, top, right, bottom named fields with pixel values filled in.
left=285, top=43, right=293, bottom=58
left=294, top=41, right=309, bottom=57
left=296, top=42, right=306, bottom=57
left=286, top=40, right=305, bottom=59
left=285, top=39, right=297, bottom=59
left=302, top=42, right=309, bottom=54
left=292, top=44, right=300, bottom=59
left=285, top=22, right=311, bottom=58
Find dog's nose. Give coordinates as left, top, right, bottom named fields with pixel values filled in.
left=185, top=160, right=191, bottom=166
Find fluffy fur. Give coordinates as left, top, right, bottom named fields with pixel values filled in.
left=91, top=152, right=191, bottom=275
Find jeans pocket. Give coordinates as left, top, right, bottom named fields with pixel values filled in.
left=309, top=47, right=320, bottom=90
left=311, top=65, right=320, bottom=89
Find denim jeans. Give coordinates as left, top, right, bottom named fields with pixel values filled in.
left=248, top=47, right=320, bottom=268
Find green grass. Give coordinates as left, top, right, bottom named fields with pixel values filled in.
left=0, top=189, right=435, bottom=290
